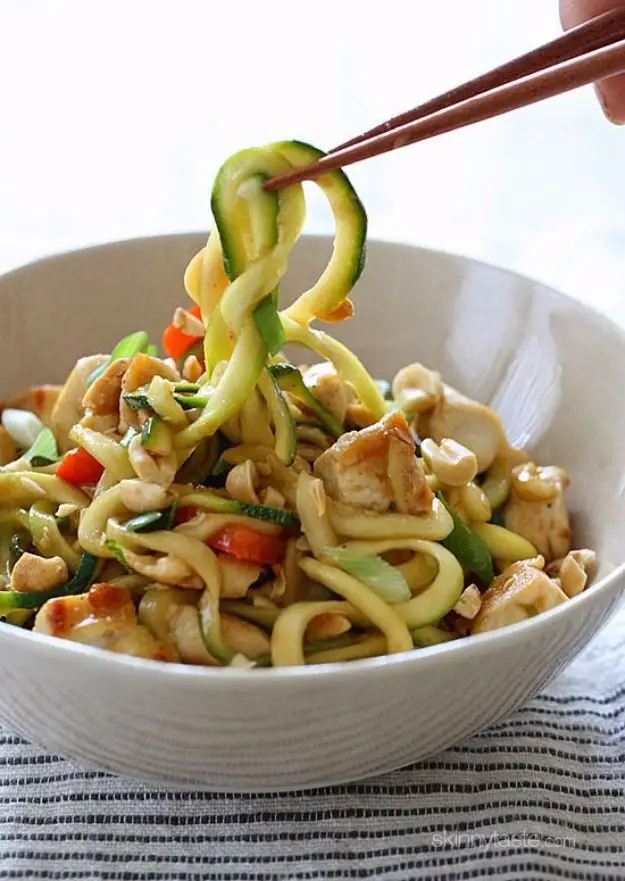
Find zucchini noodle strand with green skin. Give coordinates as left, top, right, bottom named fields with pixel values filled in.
left=29, top=502, right=81, bottom=571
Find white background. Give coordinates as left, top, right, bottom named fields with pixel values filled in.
left=1, top=0, right=624, bottom=322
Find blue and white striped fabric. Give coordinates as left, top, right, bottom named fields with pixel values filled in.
left=2, top=606, right=624, bottom=880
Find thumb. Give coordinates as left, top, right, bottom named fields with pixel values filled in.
left=560, top=0, right=625, bottom=122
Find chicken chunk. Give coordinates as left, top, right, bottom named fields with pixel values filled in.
left=121, top=547, right=202, bottom=588
left=138, top=588, right=269, bottom=663
left=119, top=478, right=172, bottom=513
left=0, top=426, right=17, bottom=465
left=1, top=385, right=61, bottom=428
left=34, top=583, right=176, bottom=661
left=419, top=384, right=508, bottom=473
left=472, top=558, right=568, bottom=634
left=503, top=465, right=571, bottom=562
left=218, top=555, right=265, bottom=599
left=51, top=355, right=109, bottom=452
left=314, top=410, right=433, bottom=514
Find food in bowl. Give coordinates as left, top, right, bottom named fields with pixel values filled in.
left=0, top=141, right=596, bottom=668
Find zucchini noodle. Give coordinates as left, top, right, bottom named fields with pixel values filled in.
left=0, top=474, right=89, bottom=508
left=470, top=522, right=537, bottom=562
left=69, top=425, right=134, bottom=481
left=0, top=137, right=591, bottom=669
left=306, top=634, right=387, bottom=665
left=29, top=502, right=81, bottom=571
left=77, top=485, right=129, bottom=556
left=327, top=497, right=453, bottom=541
left=296, top=472, right=338, bottom=557
left=299, top=558, right=413, bottom=656
left=272, top=599, right=368, bottom=666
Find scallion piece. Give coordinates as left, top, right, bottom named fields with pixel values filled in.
left=87, top=330, right=154, bottom=388
left=22, top=427, right=60, bottom=467
left=323, top=547, right=412, bottom=604
left=437, top=492, right=494, bottom=585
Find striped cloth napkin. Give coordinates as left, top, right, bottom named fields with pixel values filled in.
left=1, top=605, right=624, bottom=881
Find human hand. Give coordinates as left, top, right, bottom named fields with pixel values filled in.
left=560, top=0, right=625, bottom=121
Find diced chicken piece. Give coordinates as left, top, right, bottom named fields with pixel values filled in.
left=119, top=478, right=172, bottom=513
left=420, top=384, right=508, bottom=473
left=472, top=559, right=568, bottom=634
left=121, top=352, right=179, bottom=393
left=221, top=613, right=270, bottom=659
left=226, top=460, right=261, bottom=504
left=121, top=547, right=202, bottom=588
left=345, top=402, right=376, bottom=428
left=79, top=411, right=119, bottom=433
left=138, top=588, right=269, bottom=663
left=128, top=435, right=177, bottom=487
left=51, top=355, right=109, bottom=452
left=314, top=410, right=433, bottom=514
left=302, top=362, right=350, bottom=423
left=1, top=385, right=62, bottom=428
left=0, top=426, right=17, bottom=465
left=34, top=583, right=176, bottom=661
left=81, top=358, right=129, bottom=415
left=503, top=465, right=571, bottom=562
left=218, top=555, right=265, bottom=599
left=138, top=587, right=211, bottom=664
left=10, top=553, right=68, bottom=592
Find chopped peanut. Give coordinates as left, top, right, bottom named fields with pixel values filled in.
left=10, top=553, right=68, bottom=593
left=182, top=355, right=203, bottom=383
left=392, top=362, right=442, bottom=414
left=421, top=437, right=478, bottom=487
left=453, top=584, right=482, bottom=620
left=81, top=359, right=129, bottom=415
left=226, top=460, right=260, bottom=504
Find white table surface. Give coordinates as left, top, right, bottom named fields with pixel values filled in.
left=1, top=0, right=624, bottom=325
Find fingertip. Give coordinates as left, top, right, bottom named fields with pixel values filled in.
left=595, top=77, right=625, bottom=125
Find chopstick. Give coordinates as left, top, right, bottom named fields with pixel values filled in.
left=264, top=22, right=625, bottom=192
left=330, top=8, right=625, bottom=153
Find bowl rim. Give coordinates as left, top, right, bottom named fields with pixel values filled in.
left=1, top=231, right=624, bottom=686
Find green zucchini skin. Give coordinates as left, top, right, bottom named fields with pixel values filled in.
left=268, top=363, right=343, bottom=439
left=272, top=140, right=367, bottom=293
left=141, top=416, right=171, bottom=456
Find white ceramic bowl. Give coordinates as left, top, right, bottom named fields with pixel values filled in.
left=0, top=234, right=624, bottom=792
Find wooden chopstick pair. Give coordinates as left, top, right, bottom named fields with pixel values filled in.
left=264, top=9, right=625, bottom=192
